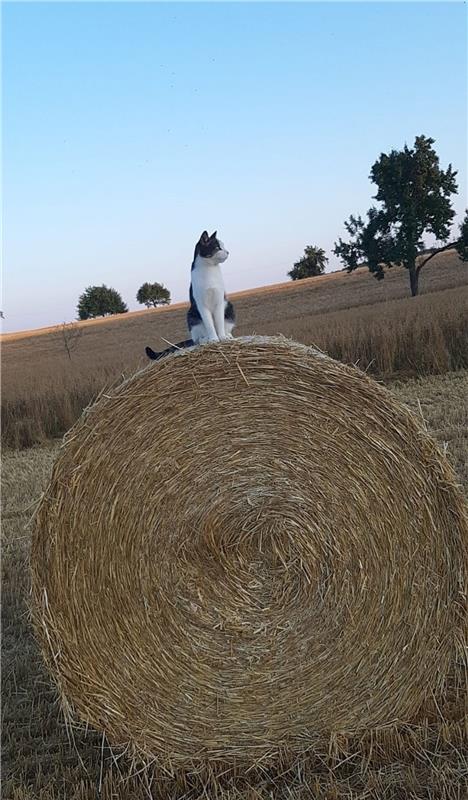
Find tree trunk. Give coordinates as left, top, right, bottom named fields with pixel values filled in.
left=408, top=263, right=419, bottom=297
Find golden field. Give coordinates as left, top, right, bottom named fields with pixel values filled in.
left=2, top=250, right=467, bottom=449
left=2, top=250, right=468, bottom=798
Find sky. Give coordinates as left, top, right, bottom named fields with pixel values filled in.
left=3, top=1, right=467, bottom=333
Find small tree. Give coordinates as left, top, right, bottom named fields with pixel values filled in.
left=333, top=135, right=462, bottom=296
left=136, top=281, right=171, bottom=308
left=77, top=285, right=128, bottom=320
left=288, top=246, right=328, bottom=280
left=60, top=321, right=82, bottom=360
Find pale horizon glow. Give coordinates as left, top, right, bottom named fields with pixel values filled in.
left=3, top=1, right=467, bottom=333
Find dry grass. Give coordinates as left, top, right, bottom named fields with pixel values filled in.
left=30, top=338, right=468, bottom=767
left=2, top=251, right=468, bottom=449
left=2, top=369, right=468, bottom=799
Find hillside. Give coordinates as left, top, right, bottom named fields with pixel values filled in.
left=2, top=250, right=467, bottom=449
left=2, top=249, right=465, bottom=350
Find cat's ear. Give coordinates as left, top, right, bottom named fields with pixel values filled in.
left=199, top=231, right=209, bottom=243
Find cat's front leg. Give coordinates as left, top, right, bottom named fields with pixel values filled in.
left=213, top=304, right=227, bottom=340
left=198, top=306, right=219, bottom=342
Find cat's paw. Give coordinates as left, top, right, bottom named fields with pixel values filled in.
left=197, top=335, right=218, bottom=344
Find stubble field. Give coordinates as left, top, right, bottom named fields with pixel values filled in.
left=2, top=250, right=467, bottom=449
left=2, top=252, right=468, bottom=798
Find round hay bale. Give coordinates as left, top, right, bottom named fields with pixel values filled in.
left=31, top=336, right=467, bottom=767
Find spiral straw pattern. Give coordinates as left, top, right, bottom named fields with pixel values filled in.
left=31, top=336, right=467, bottom=767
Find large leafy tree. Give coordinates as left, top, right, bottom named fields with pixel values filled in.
left=77, top=285, right=128, bottom=320
left=136, top=281, right=171, bottom=308
left=333, top=136, right=464, bottom=296
left=288, top=246, right=328, bottom=281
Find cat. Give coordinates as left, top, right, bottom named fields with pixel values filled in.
left=145, top=230, right=235, bottom=360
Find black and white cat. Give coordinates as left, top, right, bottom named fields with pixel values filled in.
left=145, top=231, right=235, bottom=360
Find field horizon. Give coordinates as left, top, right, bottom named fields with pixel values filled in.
left=1, top=264, right=356, bottom=342
left=2, top=250, right=467, bottom=450
left=1, top=249, right=463, bottom=343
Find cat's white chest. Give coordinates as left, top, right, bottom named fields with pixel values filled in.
left=192, top=264, right=225, bottom=310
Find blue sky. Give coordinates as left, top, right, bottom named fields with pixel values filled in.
left=3, top=1, right=467, bottom=332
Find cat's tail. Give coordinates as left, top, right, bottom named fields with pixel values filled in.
left=145, top=340, right=194, bottom=361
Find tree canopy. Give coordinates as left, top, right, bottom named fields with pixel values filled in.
left=333, top=135, right=464, bottom=296
left=77, top=285, right=128, bottom=320
left=136, top=282, right=171, bottom=308
left=288, top=246, right=328, bottom=281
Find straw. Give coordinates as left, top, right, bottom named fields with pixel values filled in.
left=30, top=336, right=468, bottom=768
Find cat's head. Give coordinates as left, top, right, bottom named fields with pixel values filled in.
left=195, top=231, right=229, bottom=264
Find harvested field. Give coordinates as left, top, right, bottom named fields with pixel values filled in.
left=2, top=251, right=467, bottom=449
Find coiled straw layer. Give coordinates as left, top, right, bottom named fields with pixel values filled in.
left=31, top=336, right=467, bottom=767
